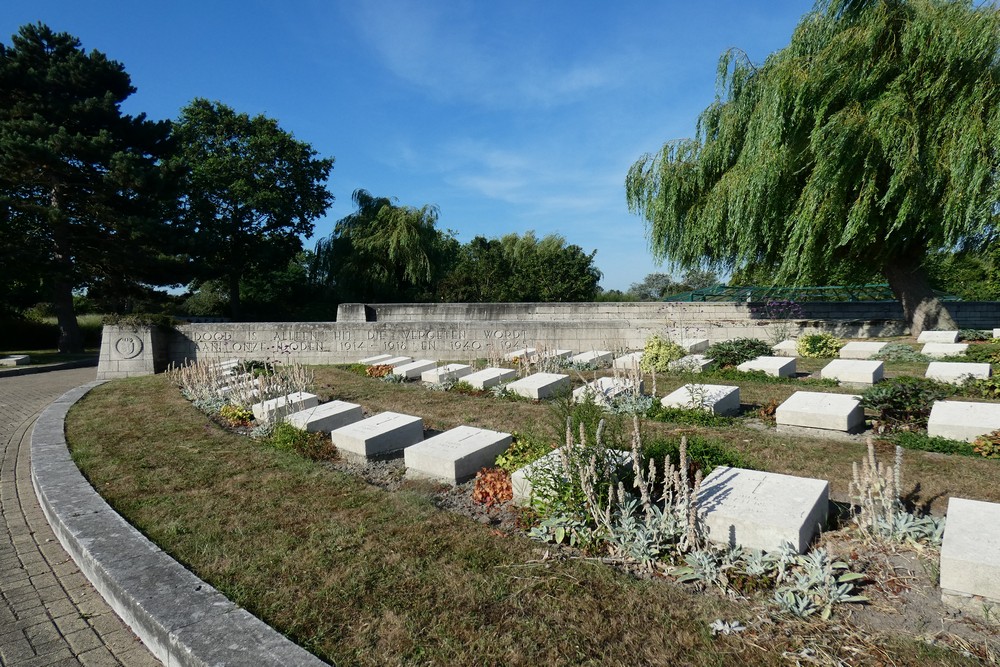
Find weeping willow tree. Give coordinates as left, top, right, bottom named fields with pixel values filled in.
left=626, top=0, right=999, bottom=334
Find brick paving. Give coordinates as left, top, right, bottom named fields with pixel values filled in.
left=0, top=368, right=159, bottom=666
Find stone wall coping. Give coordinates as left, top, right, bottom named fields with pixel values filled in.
left=31, top=381, right=328, bottom=667
left=0, top=356, right=98, bottom=378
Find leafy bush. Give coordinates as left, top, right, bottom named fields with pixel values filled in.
left=959, top=329, right=992, bottom=342
left=218, top=404, right=254, bottom=427
left=871, top=342, right=928, bottom=363
left=960, top=375, right=1000, bottom=399
left=963, top=340, right=1000, bottom=365
left=268, top=422, right=336, bottom=461
left=796, top=333, right=843, bottom=358
left=886, top=432, right=976, bottom=457
left=972, top=430, right=1000, bottom=459
left=704, top=338, right=772, bottom=368
left=642, top=435, right=752, bottom=476
left=472, top=468, right=513, bottom=506
left=860, top=376, right=954, bottom=432
left=343, top=363, right=369, bottom=376
left=449, top=380, right=486, bottom=396
left=645, top=403, right=735, bottom=427
left=640, top=334, right=686, bottom=372
left=494, top=432, right=554, bottom=473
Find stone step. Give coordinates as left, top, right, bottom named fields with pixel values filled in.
left=839, top=341, right=888, bottom=359
left=940, top=497, right=1000, bottom=621
left=699, top=466, right=829, bottom=553
left=331, top=412, right=424, bottom=463
left=421, top=363, right=472, bottom=383
left=505, top=372, right=570, bottom=399
left=776, top=391, right=864, bottom=434
left=252, top=392, right=319, bottom=424
left=737, top=356, right=796, bottom=378
left=660, top=384, right=740, bottom=416
left=928, top=400, right=1000, bottom=442
left=463, top=367, right=517, bottom=390
left=918, top=330, right=960, bottom=344
left=284, top=400, right=363, bottom=432
left=567, top=350, right=613, bottom=366
left=393, top=359, right=437, bottom=379
left=404, top=425, right=513, bottom=485
left=820, top=359, right=884, bottom=386
left=921, top=343, right=968, bottom=358
left=925, top=361, right=992, bottom=385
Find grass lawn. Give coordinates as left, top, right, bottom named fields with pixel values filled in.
left=64, top=365, right=996, bottom=666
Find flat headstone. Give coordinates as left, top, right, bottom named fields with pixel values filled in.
left=572, top=376, right=643, bottom=406
left=612, top=351, right=644, bottom=370
left=776, top=391, right=864, bottom=433
left=404, top=425, right=513, bottom=485
left=679, top=338, right=710, bottom=354
left=536, top=349, right=572, bottom=361
left=668, top=354, right=714, bottom=373
left=284, top=400, right=363, bottom=433
left=820, top=359, right=884, bottom=386
left=511, top=446, right=631, bottom=505
left=660, top=384, right=740, bottom=416
left=211, top=358, right=239, bottom=374
left=360, top=353, right=393, bottom=365
left=994, top=328, right=1000, bottom=339
left=839, top=341, right=888, bottom=360
left=567, top=350, right=613, bottom=366
left=921, top=343, right=968, bottom=358
left=505, top=372, right=570, bottom=399
left=771, top=340, right=798, bottom=358
left=393, top=359, right=437, bottom=379
left=463, top=367, right=517, bottom=390
left=331, top=412, right=424, bottom=462
left=928, top=400, right=1000, bottom=442
left=0, top=354, right=30, bottom=367
left=252, top=392, right=319, bottom=424
left=698, top=466, right=829, bottom=553
left=736, top=356, right=796, bottom=378
left=421, top=363, right=472, bottom=383
left=505, top=348, right=536, bottom=362
left=918, top=330, right=960, bottom=344
left=925, top=361, right=992, bottom=385
left=380, top=355, right=414, bottom=368
left=940, top=497, right=1000, bottom=618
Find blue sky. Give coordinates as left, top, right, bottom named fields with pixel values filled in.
left=2, top=1, right=813, bottom=291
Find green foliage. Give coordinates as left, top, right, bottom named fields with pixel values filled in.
left=961, top=376, right=1000, bottom=400
left=494, top=432, right=554, bottom=473
left=641, top=435, right=751, bottom=475
left=704, top=338, right=771, bottom=368
left=860, top=376, right=954, bottom=432
left=771, top=549, right=867, bottom=620
left=924, top=249, right=1000, bottom=302
left=796, top=333, right=843, bottom=358
left=886, top=432, right=976, bottom=458
left=267, top=422, right=336, bottom=461
left=626, top=269, right=720, bottom=301
left=218, top=404, right=254, bottom=426
left=645, top=403, right=735, bottom=427
left=963, top=340, right=1000, bottom=365
left=959, top=329, right=993, bottom=342
left=626, top=0, right=1000, bottom=333
left=871, top=342, right=929, bottom=363
left=173, top=98, right=333, bottom=319
left=972, top=430, right=1000, bottom=459
left=640, top=334, right=686, bottom=372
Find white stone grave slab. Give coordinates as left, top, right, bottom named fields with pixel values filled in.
left=994, top=328, right=1000, bottom=339
left=771, top=340, right=798, bottom=358
left=463, top=367, right=517, bottom=390
left=572, top=376, right=643, bottom=406
left=921, top=343, right=968, bottom=358
left=210, top=358, right=240, bottom=374
left=820, top=359, right=884, bottom=386
left=680, top=338, right=710, bottom=354
left=698, top=466, right=829, bottom=553
left=839, top=341, right=888, bottom=359
left=505, top=373, right=570, bottom=399
left=775, top=391, right=864, bottom=433
left=535, top=349, right=572, bottom=361
left=378, top=355, right=413, bottom=368
left=404, top=425, right=513, bottom=485
left=284, top=400, right=363, bottom=433
left=925, top=362, right=992, bottom=384
left=393, top=359, right=437, bottom=379
left=928, top=400, right=1000, bottom=442
left=252, top=392, right=319, bottom=424
left=736, top=356, right=796, bottom=378
left=360, top=353, right=393, bottom=365
left=331, top=412, right=424, bottom=462
left=668, top=354, right=714, bottom=373
left=511, top=446, right=632, bottom=505
left=918, top=330, right=960, bottom=344
left=421, top=363, right=472, bottom=383
left=568, top=350, right=613, bottom=366
left=505, top=348, right=536, bottom=361
left=0, top=354, right=30, bottom=367
left=612, top=351, right=644, bottom=370
left=660, top=384, right=740, bottom=416
left=940, top=497, right=1000, bottom=618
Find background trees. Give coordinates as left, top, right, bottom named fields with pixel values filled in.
left=0, top=23, right=180, bottom=351
left=173, top=99, right=334, bottom=318
left=626, top=0, right=1000, bottom=334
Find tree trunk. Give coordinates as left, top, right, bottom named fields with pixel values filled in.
left=883, top=255, right=957, bottom=336
left=49, top=187, right=83, bottom=353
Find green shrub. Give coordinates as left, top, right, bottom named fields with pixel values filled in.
left=640, top=334, right=686, bottom=372
left=959, top=329, right=992, bottom=342
left=268, top=422, right=336, bottom=461
left=960, top=376, right=1000, bottom=399
left=343, top=363, right=369, bottom=376
left=495, top=432, right=555, bottom=473
left=887, top=432, right=976, bottom=457
left=963, top=340, right=1000, bottom=365
left=219, top=404, right=254, bottom=426
left=871, top=342, right=929, bottom=363
left=642, top=435, right=752, bottom=476
left=972, top=430, right=1000, bottom=459
left=645, top=402, right=736, bottom=427
left=860, top=376, right=954, bottom=432
left=704, top=338, right=772, bottom=368
left=796, top=333, right=843, bottom=358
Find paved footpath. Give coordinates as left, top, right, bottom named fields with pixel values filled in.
left=0, top=368, right=159, bottom=666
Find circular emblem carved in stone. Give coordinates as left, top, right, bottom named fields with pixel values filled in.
left=114, top=336, right=143, bottom=359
